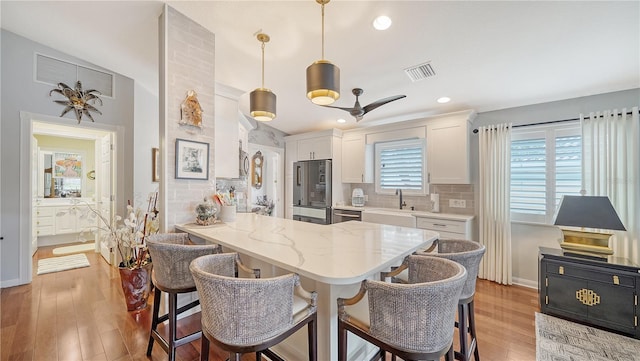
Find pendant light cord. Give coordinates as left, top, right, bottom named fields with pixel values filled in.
left=321, top=3, right=325, bottom=60
left=261, top=41, right=265, bottom=88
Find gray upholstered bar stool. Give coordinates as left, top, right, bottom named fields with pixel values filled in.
left=146, top=233, right=222, bottom=361
left=190, top=253, right=318, bottom=361
left=388, top=239, right=486, bottom=361
left=338, top=255, right=467, bottom=361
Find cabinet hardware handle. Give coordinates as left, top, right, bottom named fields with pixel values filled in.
left=613, top=275, right=620, bottom=285
left=635, top=316, right=638, bottom=327
left=545, top=295, right=548, bottom=305
left=559, top=266, right=564, bottom=275
left=576, top=288, right=600, bottom=306
left=635, top=294, right=637, bottom=306
left=545, top=278, right=548, bottom=287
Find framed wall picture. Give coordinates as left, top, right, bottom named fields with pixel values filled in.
left=152, top=148, right=159, bottom=182
left=175, top=139, right=209, bottom=180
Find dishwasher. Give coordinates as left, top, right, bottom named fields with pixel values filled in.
left=332, top=208, right=362, bottom=223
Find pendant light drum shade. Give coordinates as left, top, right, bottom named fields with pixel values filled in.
left=250, top=88, right=276, bottom=122
left=306, top=60, right=340, bottom=105
left=306, top=0, right=340, bottom=105
left=250, top=33, right=276, bottom=121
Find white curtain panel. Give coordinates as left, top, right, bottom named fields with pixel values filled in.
left=581, top=107, right=640, bottom=263
left=478, top=123, right=512, bottom=285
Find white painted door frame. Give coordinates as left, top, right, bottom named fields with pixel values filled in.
left=19, top=111, right=123, bottom=286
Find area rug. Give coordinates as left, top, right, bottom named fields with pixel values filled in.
left=37, top=253, right=90, bottom=275
left=52, top=242, right=95, bottom=255
left=536, top=312, right=640, bottom=360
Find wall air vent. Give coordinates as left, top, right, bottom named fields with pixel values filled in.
left=404, top=61, right=436, bottom=82
left=35, top=53, right=115, bottom=97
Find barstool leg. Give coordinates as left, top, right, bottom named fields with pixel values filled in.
left=458, top=303, right=469, bottom=361
left=201, top=335, right=210, bottom=361
left=469, top=300, right=480, bottom=361
left=338, top=320, right=347, bottom=361
left=146, top=286, right=162, bottom=356
left=308, top=315, right=317, bottom=361
left=168, top=292, right=178, bottom=361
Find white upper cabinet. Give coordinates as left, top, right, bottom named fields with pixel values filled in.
left=297, top=136, right=332, bottom=160
left=214, top=93, right=240, bottom=178
left=341, top=134, right=373, bottom=183
left=426, top=116, right=471, bottom=184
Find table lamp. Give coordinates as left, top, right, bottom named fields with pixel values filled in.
left=553, top=195, right=626, bottom=256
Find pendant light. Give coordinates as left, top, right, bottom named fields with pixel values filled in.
left=250, top=33, right=276, bottom=121
left=306, top=0, right=340, bottom=105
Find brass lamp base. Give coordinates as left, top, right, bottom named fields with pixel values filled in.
left=559, top=228, right=614, bottom=257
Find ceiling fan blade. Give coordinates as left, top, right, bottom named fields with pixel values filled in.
left=320, top=105, right=356, bottom=112
left=362, top=95, right=406, bottom=115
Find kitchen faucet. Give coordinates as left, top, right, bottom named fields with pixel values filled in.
left=395, top=189, right=406, bottom=209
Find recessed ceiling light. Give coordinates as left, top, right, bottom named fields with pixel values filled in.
left=437, top=97, right=451, bottom=104
left=373, top=15, right=392, bottom=31
left=337, top=118, right=347, bottom=124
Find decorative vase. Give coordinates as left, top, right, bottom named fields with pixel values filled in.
left=195, top=198, right=218, bottom=225
left=118, top=262, right=152, bottom=311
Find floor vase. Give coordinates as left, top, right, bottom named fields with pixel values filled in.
left=119, top=262, right=152, bottom=311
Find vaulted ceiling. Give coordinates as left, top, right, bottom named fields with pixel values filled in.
left=2, top=1, right=639, bottom=134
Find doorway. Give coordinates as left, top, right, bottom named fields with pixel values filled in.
left=247, top=143, right=284, bottom=218
left=20, top=112, right=120, bottom=284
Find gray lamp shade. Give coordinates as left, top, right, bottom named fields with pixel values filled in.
left=306, top=60, right=340, bottom=105
left=554, top=195, right=626, bottom=231
left=250, top=88, right=276, bottom=121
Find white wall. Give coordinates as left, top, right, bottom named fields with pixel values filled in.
left=133, top=82, right=159, bottom=207
left=471, top=88, right=640, bottom=287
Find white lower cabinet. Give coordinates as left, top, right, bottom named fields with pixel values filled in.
left=415, top=214, right=474, bottom=240
left=38, top=203, right=97, bottom=237
left=36, top=207, right=55, bottom=236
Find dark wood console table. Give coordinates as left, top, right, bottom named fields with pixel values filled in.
left=539, top=247, right=640, bottom=339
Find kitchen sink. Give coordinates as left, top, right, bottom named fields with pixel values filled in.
left=361, top=209, right=417, bottom=228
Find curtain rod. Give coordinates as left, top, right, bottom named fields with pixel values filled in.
left=472, top=110, right=635, bottom=134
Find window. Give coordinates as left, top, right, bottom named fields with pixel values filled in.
left=374, top=138, right=426, bottom=194
left=510, top=124, right=582, bottom=223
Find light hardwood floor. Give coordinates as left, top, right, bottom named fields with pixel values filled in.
left=1, top=245, right=539, bottom=361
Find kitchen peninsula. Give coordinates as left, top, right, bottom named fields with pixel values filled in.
left=176, top=213, right=439, bottom=361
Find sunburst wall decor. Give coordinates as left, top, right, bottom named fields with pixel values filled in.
left=49, top=81, right=103, bottom=123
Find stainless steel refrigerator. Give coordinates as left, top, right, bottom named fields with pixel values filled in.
left=292, top=159, right=332, bottom=224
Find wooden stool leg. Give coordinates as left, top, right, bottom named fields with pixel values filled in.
left=458, top=303, right=469, bottom=361
left=338, top=320, right=347, bottom=361
left=168, top=292, right=178, bottom=361
left=308, top=316, right=317, bottom=361
left=146, top=286, right=162, bottom=356
left=200, top=335, right=210, bottom=361
left=469, top=300, right=480, bottom=361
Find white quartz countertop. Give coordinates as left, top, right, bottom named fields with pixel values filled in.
left=176, top=213, right=438, bottom=285
left=333, top=205, right=475, bottom=222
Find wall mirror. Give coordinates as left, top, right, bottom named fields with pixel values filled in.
left=40, top=151, right=84, bottom=198
left=251, top=151, right=263, bottom=189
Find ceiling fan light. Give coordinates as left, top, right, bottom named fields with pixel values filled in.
left=306, top=60, right=340, bottom=105
left=250, top=88, right=276, bottom=121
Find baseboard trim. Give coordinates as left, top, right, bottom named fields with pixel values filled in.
left=1, top=278, right=26, bottom=288
left=513, top=277, right=538, bottom=289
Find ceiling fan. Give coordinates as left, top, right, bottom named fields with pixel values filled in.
left=321, top=88, right=406, bottom=122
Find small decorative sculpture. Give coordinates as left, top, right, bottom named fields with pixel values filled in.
left=49, top=81, right=103, bottom=124
left=180, top=90, right=203, bottom=128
